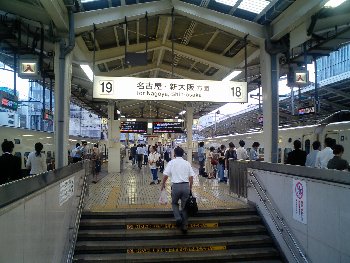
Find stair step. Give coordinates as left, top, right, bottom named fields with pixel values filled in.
left=74, top=235, right=274, bottom=254
left=81, top=208, right=256, bottom=219
left=77, top=225, right=267, bottom=241
left=79, top=215, right=262, bottom=230
left=73, top=247, right=280, bottom=262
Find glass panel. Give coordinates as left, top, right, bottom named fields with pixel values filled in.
left=215, top=0, right=239, bottom=6
left=238, top=0, right=269, bottom=14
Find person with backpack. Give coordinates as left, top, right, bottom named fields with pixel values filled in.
left=225, top=142, right=237, bottom=180
left=71, top=143, right=82, bottom=163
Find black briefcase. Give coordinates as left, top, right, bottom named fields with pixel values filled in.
left=185, top=192, right=198, bottom=216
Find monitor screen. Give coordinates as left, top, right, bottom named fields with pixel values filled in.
left=120, top=121, right=148, bottom=133
left=153, top=122, right=184, bottom=133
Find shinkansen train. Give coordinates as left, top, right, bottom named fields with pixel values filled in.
left=0, top=126, right=102, bottom=170
left=186, top=111, right=350, bottom=164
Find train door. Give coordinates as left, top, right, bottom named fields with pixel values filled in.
left=302, top=133, right=313, bottom=154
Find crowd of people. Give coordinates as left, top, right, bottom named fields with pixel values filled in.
left=197, top=140, right=262, bottom=182
left=128, top=142, right=173, bottom=185
left=286, top=137, right=350, bottom=171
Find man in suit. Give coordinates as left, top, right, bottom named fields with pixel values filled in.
left=0, top=140, right=22, bottom=185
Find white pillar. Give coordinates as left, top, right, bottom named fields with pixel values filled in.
left=107, top=102, right=121, bottom=173
left=186, top=106, right=194, bottom=164
left=260, top=42, right=279, bottom=163
left=54, top=42, right=72, bottom=168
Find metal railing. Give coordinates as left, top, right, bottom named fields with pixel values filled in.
left=65, top=161, right=90, bottom=262
left=228, top=160, right=249, bottom=198
left=249, top=171, right=309, bottom=263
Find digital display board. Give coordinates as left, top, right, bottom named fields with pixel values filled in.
left=120, top=121, right=148, bottom=133
left=153, top=122, right=184, bottom=133
left=298, top=106, right=315, bottom=115
left=0, top=90, right=18, bottom=111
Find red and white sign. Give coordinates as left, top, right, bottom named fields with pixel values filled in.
left=293, top=179, right=307, bottom=224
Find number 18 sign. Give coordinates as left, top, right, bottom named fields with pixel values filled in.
left=93, top=76, right=247, bottom=103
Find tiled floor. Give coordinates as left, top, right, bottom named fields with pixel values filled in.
left=84, top=160, right=248, bottom=211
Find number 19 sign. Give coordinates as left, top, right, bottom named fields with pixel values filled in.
left=93, top=76, right=247, bottom=103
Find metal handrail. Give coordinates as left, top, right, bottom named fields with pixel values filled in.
left=65, top=161, right=90, bottom=263
left=249, top=171, right=309, bottom=263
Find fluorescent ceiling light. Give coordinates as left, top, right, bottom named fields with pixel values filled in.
left=80, top=64, right=93, bottom=82
left=222, top=70, right=242, bottom=81
left=117, top=110, right=121, bottom=114
left=324, top=0, right=346, bottom=7
left=215, top=0, right=238, bottom=6
left=238, top=0, right=270, bottom=14
left=22, top=134, right=34, bottom=137
left=179, top=110, right=186, bottom=115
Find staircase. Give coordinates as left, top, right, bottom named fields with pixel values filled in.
left=73, top=208, right=284, bottom=262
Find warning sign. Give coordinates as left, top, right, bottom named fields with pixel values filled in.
left=292, top=179, right=307, bottom=224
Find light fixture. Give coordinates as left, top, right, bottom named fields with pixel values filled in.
left=80, top=64, right=93, bottom=82
left=222, top=70, right=242, bottom=81
left=22, top=134, right=34, bottom=137
left=324, top=0, right=346, bottom=8
left=215, top=0, right=238, bottom=6
left=179, top=110, right=186, bottom=115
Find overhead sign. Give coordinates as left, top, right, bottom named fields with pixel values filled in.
left=153, top=122, right=184, bottom=133
left=298, top=106, right=315, bottom=115
left=42, top=109, right=53, bottom=120
left=93, top=76, right=247, bottom=103
left=295, top=71, right=308, bottom=86
left=293, top=179, right=307, bottom=224
left=120, top=121, right=148, bottom=133
left=18, top=56, right=40, bottom=79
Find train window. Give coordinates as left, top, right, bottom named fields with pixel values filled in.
left=284, top=148, right=292, bottom=163
left=14, top=152, right=21, bottom=158
left=259, top=148, right=264, bottom=154
left=304, top=139, right=311, bottom=154
left=14, top=139, right=20, bottom=144
left=47, top=151, right=52, bottom=158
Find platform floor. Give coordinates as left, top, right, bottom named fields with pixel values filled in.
left=84, top=160, right=248, bottom=211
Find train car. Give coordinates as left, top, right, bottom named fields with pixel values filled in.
left=0, top=125, right=101, bottom=170
left=199, top=111, right=350, bottom=163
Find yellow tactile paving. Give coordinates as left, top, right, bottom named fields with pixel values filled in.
left=84, top=160, right=248, bottom=211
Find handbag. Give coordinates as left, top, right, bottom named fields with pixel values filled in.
left=184, top=191, right=198, bottom=216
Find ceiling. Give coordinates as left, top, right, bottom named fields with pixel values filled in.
left=1, top=0, right=350, bottom=126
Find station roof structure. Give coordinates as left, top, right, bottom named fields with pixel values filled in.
left=1, top=0, right=350, bottom=129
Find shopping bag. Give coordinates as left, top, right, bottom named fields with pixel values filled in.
left=158, top=189, right=168, bottom=205
left=224, top=169, right=228, bottom=178
left=184, top=191, right=198, bottom=216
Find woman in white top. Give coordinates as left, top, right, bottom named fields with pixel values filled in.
left=148, top=146, right=160, bottom=185
left=26, top=142, right=47, bottom=175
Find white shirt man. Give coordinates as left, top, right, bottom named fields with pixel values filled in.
left=161, top=147, right=195, bottom=233
left=26, top=152, right=47, bottom=175
left=236, top=147, right=248, bottom=160
left=315, top=147, right=334, bottom=169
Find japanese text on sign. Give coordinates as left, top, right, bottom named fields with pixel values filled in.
left=93, top=76, right=247, bottom=103
left=59, top=178, right=74, bottom=206
left=292, top=179, right=307, bottom=224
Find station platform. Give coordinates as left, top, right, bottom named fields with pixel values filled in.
left=84, top=161, right=248, bottom=212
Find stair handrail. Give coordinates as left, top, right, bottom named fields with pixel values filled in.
left=249, top=171, right=309, bottom=263
left=65, top=161, right=90, bottom=263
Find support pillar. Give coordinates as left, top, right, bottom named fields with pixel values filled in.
left=107, top=102, right=121, bottom=173
left=260, top=43, right=279, bottom=163
left=186, top=106, right=194, bottom=164
left=54, top=43, right=72, bottom=168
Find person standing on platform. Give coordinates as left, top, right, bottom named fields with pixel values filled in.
left=26, top=142, right=47, bottom=176
left=80, top=141, right=88, bottom=160
left=327, top=144, right=350, bottom=171
left=286, top=140, right=307, bottom=166
left=316, top=137, right=335, bottom=169
left=161, top=147, right=195, bottom=234
left=136, top=144, right=144, bottom=169
left=305, top=141, right=321, bottom=167
left=249, top=142, right=261, bottom=161
left=0, top=140, right=22, bottom=184
left=143, top=144, right=148, bottom=165
left=217, top=145, right=226, bottom=182
left=148, top=146, right=160, bottom=184
left=198, top=142, right=205, bottom=176
left=91, top=144, right=101, bottom=183
left=72, top=143, right=82, bottom=163
left=236, top=140, right=249, bottom=160
left=225, top=142, right=237, bottom=180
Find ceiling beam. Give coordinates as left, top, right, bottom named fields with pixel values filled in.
left=270, top=0, right=328, bottom=40
left=74, top=0, right=172, bottom=34
left=0, top=0, right=51, bottom=25
left=39, top=0, right=69, bottom=32
left=172, top=0, right=264, bottom=43
left=96, top=64, right=156, bottom=77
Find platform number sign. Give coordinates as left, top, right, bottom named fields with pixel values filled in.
left=231, top=86, right=242, bottom=99
left=99, top=80, right=114, bottom=95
